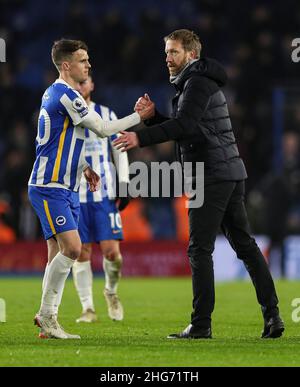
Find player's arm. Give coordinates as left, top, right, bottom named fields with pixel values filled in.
left=111, top=134, right=130, bottom=183
left=80, top=109, right=141, bottom=138
left=111, top=140, right=130, bottom=210
left=60, top=89, right=148, bottom=138
left=109, top=111, right=130, bottom=184
left=110, top=112, right=130, bottom=211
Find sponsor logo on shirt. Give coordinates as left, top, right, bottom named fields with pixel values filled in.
left=72, top=97, right=84, bottom=110
left=79, top=108, right=89, bottom=118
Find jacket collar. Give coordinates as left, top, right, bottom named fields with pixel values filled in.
left=169, top=59, right=199, bottom=86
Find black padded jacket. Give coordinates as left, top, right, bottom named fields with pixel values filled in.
left=136, top=57, right=247, bottom=184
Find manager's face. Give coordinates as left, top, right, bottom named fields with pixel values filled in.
left=165, top=39, right=195, bottom=76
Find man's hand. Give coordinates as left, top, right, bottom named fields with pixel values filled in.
left=83, top=166, right=100, bottom=192
left=113, top=131, right=139, bottom=152
left=135, top=93, right=155, bottom=120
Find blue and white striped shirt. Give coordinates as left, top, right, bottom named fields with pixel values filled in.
left=29, top=79, right=89, bottom=192
left=79, top=102, right=129, bottom=203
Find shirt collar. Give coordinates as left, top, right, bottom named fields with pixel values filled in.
left=55, top=78, right=73, bottom=88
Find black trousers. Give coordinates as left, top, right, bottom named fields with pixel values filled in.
left=187, top=180, right=279, bottom=328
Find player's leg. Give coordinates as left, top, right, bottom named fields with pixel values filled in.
left=35, top=229, right=82, bottom=339
left=37, top=229, right=81, bottom=327
left=73, top=202, right=97, bottom=322
left=39, top=219, right=82, bottom=315
left=221, top=181, right=284, bottom=338
left=42, top=237, right=63, bottom=316
left=29, top=186, right=81, bottom=338
left=91, top=199, right=124, bottom=320
left=47, top=237, right=60, bottom=262
left=42, top=237, right=59, bottom=292
left=73, top=243, right=97, bottom=323
left=101, top=240, right=124, bottom=321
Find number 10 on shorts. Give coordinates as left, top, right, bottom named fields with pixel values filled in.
left=109, top=213, right=122, bottom=229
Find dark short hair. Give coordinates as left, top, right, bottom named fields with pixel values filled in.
left=164, top=29, right=201, bottom=58
left=51, top=39, right=88, bottom=70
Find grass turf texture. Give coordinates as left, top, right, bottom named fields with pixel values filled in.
left=0, top=278, right=300, bottom=366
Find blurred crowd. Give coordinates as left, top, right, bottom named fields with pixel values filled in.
left=1, top=0, right=300, bottom=257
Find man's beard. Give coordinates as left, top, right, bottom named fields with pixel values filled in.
left=169, top=61, right=187, bottom=77
left=169, top=57, right=198, bottom=84
left=169, top=58, right=189, bottom=76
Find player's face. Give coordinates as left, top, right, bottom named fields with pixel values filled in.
left=165, top=39, right=194, bottom=76
left=68, top=49, right=91, bottom=83
left=78, top=76, right=94, bottom=100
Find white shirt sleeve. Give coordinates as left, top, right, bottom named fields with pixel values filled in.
left=111, top=134, right=130, bottom=183
left=60, top=92, right=89, bottom=126
left=60, top=88, right=141, bottom=137
left=79, top=109, right=141, bottom=138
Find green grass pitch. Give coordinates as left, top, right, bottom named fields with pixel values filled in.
left=0, top=277, right=300, bottom=366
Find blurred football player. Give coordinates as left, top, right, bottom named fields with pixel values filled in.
left=73, top=75, right=130, bottom=323
left=28, top=39, right=149, bottom=339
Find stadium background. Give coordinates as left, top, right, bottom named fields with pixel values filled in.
left=0, top=0, right=300, bottom=279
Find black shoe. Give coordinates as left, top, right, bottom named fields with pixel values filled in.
left=167, top=324, right=212, bottom=339
left=261, top=316, right=285, bottom=339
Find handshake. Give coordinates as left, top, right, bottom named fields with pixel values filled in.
left=134, top=93, right=155, bottom=121
left=113, top=93, right=155, bottom=152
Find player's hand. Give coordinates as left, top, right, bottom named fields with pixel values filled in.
left=83, top=166, right=100, bottom=192
left=135, top=93, right=155, bottom=120
left=113, top=131, right=139, bottom=152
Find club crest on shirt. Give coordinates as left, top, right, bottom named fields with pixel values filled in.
left=56, top=216, right=66, bottom=226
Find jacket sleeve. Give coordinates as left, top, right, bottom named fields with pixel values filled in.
left=144, top=109, right=169, bottom=126
left=136, top=77, right=212, bottom=147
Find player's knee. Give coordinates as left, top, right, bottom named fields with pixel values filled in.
left=68, top=248, right=82, bottom=260
left=103, top=249, right=120, bottom=261
left=62, top=244, right=82, bottom=260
